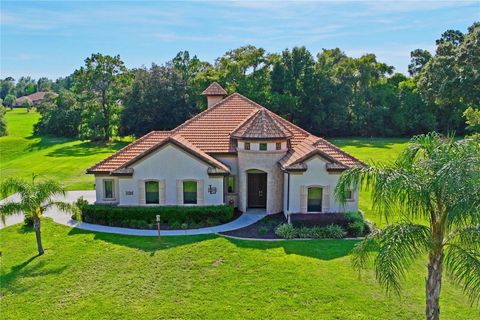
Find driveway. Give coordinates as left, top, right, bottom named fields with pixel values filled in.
left=0, top=190, right=266, bottom=236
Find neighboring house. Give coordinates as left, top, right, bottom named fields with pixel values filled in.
left=87, top=83, right=363, bottom=215
left=13, top=91, right=57, bottom=107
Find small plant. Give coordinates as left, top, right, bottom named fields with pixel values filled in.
left=323, top=224, right=347, bottom=239
left=181, top=222, right=189, bottom=229
left=170, top=221, right=182, bottom=229
left=275, top=223, right=296, bottom=239
left=296, top=226, right=313, bottom=238
left=348, top=220, right=365, bottom=237
left=258, top=226, right=269, bottom=235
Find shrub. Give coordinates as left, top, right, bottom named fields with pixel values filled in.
left=344, top=211, right=366, bottom=237
left=258, top=226, right=269, bottom=235
left=79, top=204, right=234, bottom=228
left=296, top=226, right=314, bottom=238
left=275, top=224, right=296, bottom=239
left=348, top=220, right=365, bottom=237
left=323, top=224, right=347, bottom=239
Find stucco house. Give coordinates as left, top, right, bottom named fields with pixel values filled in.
left=87, top=83, right=363, bottom=216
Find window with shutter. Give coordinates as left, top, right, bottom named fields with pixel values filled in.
left=183, top=181, right=197, bottom=204
left=145, top=181, right=159, bottom=204
left=307, top=187, right=322, bottom=212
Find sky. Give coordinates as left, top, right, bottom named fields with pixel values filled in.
left=1, top=1, right=479, bottom=79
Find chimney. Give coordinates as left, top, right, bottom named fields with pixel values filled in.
left=202, top=82, right=227, bottom=108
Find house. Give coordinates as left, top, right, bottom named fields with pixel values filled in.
left=87, top=83, right=363, bottom=215
left=13, top=91, right=57, bottom=107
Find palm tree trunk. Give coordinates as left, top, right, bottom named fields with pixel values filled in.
left=34, top=217, right=44, bottom=255
left=426, top=252, right=443, bottom=320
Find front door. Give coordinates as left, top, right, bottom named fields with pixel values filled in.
left=247, top=172, right=267, bottom=208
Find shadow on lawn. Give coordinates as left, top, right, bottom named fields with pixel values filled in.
left=47, top=140, right=128, bottom=158
left=331, top=138, right=408, bottom=149
left=224, top=237, right=358, bottom=260
left=1, top=256, right=68, bottom=295
left=67, top=228, right=356, bottom=261
left=67, top=227, right=217, bottom=254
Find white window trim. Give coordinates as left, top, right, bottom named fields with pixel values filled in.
left=345, top=190, right=355, bottom=202
left=306, top=185, right=323, bottom=213
left=144, top=180, right=160, bottom=205
left=183, top=179, right=198, bottom=205
left=103, top=179, right=115, bottom=201
left=226, top=175, right=237, bottom=195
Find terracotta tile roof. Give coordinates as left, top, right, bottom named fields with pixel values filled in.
left=14, top=91, right=57, bottom=106
left=87, top=86, right=363, bottom=175
left=279, top=135, right=364, bottom=170
left=231, top=108, right=293, bottom=139
left=201, top=82, right=227, bottom=96
left=87, top=131, right=172, bottom=173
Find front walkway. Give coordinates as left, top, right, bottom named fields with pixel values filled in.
left=0, top=191, right=266, bottom=236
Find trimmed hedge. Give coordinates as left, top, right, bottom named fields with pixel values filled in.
left=78, top=202, right=234, bottom=228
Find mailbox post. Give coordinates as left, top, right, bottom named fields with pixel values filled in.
left=156, top=214, right=161, bottom=237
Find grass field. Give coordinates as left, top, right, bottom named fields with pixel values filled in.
left=1, top=109, right=477, bottom=319
left=1, top=220, right=477, bottom=320
left=0, top=109, right=128, bottom=190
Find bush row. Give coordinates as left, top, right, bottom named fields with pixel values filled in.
left=275, top=223, right=346, bottom=239
left=76, top=198, right=234, bottom=228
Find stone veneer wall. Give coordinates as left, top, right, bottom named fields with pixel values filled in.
left=237, top=148, right=287, bottom=214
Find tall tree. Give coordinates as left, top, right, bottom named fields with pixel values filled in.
left=35, top=91, right=82, bottom=137
left=0, top=106, right=7, bottom=136
left=408, top=49, right=432, bottom=76
left=335, top=133, right=480, bottom=320
left=0, top=77, right=15, bottom=100
left=0, top=176, right=80, bottom=255
left=74, top=53, right=132, bottom=140
left=37, top=77, right=53, bottom=92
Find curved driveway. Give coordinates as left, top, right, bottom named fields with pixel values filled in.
left=0, top=190, right=265, bottom=236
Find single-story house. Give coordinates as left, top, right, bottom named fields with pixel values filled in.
left=13, top=91, right=57, bottom=107
left=87, top=82, right=363, bottom=216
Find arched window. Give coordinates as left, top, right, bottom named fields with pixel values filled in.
left=145, top=181, right=159, bottom=204
left=183, top=181, right=197, bottom=204
left=307, top=187, right=322, bottom=212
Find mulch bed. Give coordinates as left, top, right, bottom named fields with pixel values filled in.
left=220, top=213, right=287, bottom=239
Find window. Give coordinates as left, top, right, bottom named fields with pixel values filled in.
left=183, top=181, right=197, bottom=204
left=244, top=142, right=250, bottom=150
left=145, top=181, right=159, bottom=204
left=259, top=143, right=267, bottom=151
left=307, top=187, right=322, bottom=212
left=276, top=142, right=282, bottom=150
left=345, top=190, right=354, bottom=201
left=103, top=180, right=114, bottom=199
left=227, top=176, right=235, bottom=193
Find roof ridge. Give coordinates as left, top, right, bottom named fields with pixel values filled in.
left=314, top=137, right=365, bottom=166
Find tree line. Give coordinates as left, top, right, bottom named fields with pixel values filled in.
left=1, top=22, right=478, bottom=140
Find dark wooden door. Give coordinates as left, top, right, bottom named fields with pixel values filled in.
left=247, top=173, right=267, bottom=208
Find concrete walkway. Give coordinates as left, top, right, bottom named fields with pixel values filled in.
left=0, top=190, right=266, bottom=236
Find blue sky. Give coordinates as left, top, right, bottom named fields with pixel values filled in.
left=1, top=1, right=479, bottom=79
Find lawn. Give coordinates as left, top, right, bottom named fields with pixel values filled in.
left=1, top=110, right=476, bottom=319
left=1, top=220, right=477, bottom=320
left=0, top=108, right=129, bottom=190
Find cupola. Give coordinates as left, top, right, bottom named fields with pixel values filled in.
left=202, top=82, right=227, bottom=108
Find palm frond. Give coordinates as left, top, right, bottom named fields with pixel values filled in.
left=0, top=202, right=25, bottom=224
left=446, top=225, right=480, bottom=251
left=444, top=243, right=480, bottom=305
left=0, top=177, right=30, bottom=198
left=352, top=223, right=431, bottom=294
left=34, top=179, right=66, bottom=204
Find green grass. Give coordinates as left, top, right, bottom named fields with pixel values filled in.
left=0, top=109, right=129, bottom=190
left=1, top=220, right=477, bottom=320
left=331, top=138, right=411, bottom=227
left=1, top=111, right=476, bottom=319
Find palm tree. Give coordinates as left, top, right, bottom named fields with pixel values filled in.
left=0, top=175, right=80, bottom=255
left=335, top=133, right=480, bottom=320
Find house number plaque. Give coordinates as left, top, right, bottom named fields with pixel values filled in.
left=208, top=185, right=217, bottom=194
left=126, top=191, right=134, bottom=196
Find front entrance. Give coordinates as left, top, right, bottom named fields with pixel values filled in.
left=247, top=172, right=267, bottom=208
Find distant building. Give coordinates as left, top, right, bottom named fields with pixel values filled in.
left=13, top=91, right=58, bottom=107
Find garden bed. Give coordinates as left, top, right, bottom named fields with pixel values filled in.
left=75, top=199, right=239, bottom=230
left=221, top=211, right=370, bottom=239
